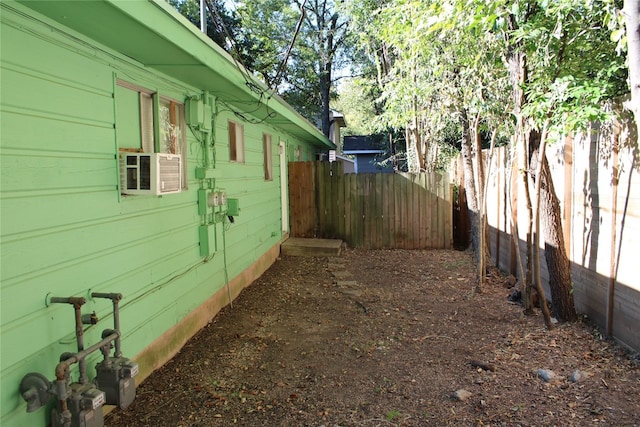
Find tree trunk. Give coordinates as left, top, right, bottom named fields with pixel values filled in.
left=412, top=64, right=426, bottom=171
left=478, top=130, right=498, bottom=291
left=319, top=9, right=338, bottom=138
left=473, top=114, right=485, bottom=200
left=319, top=61, right=331, bottom=138
left=530, top=121, right=555, bottom=330
left=505, top=22, right=535, bottom=315
left=529, top=130, right=577, bottom=322
left=624, top=0, right=640, bottom=136
left=459, top=109, right=481, bottom=266
left=522, top=131, right=535, bottom=314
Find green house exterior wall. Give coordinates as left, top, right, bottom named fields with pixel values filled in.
left=0, top=2, right=332, bottom=425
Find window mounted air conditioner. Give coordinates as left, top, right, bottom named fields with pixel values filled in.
left=119, top=152, right=182, bottom=195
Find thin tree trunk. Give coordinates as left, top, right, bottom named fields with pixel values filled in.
left=320, top=64, right=331, bottom=138
left=624, top=0, right=640, bottom=136
left=540, top=159, right=577, bottom=321
left=530, top=127, right=577, bottom=323
left=459, top=109, right=481, bottom=269
left=507, top=39, right=534, bottom=315
left=507, top=146, right=528, bottom=301
left=412, top=64, right=426, bottom=171
left=510, top=130, right=533, bottom=314
left=473, top=114, right=485, bottom=200
left=478, top=129, right=498, bottom=291
left=531, top=121, right=555, bottom=329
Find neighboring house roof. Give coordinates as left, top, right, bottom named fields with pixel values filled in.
left=330, top=110, right=347, bottom=128
left=336, top=154, right=355, bottom=164
left=343, top=135, right=387, bottom=153
left=17, top=0, right=334, bottom=150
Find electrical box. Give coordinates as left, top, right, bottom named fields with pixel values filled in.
left=227, top=198, right=240, bottom=216
left=119, top=152, right=182, bottom=195
left=186, top=97, right=204, bottom=127
left=94, top=357, right=139, bottom=410
left=197, top=189, right=209, bottom=216
left=186, top=97, right=212, bottom=131
left=199, top=224, right=217, bottom=257
left=195, top=168, right=220, bottom=180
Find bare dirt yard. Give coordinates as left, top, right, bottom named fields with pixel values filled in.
left=106, top=249, right=639, bottom=426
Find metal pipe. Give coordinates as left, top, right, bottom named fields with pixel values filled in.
left=200, top=0, right=206, bottom=33
left=54, top=331, right=119, bottom=380
left=72, top=301, right=88, bottom=384
left=48, top=297, right=88, bottom=384
left=53, top=377, right=71, bottom=427
left=91, top=293, right=123, bottom=357
left=52, top=331, right=117, bottom=427
left=49, top=296, right=86, bottom=306
left=91, top=292, right=122, bottom=301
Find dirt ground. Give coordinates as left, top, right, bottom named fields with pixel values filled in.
left=105, top=249, right=639, bottom=427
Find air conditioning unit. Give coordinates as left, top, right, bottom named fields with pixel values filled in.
left=119, top=152, right=182, bottom=195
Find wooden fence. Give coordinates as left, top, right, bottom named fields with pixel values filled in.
left=457, top=119, right=640, bottom=352
left=288, top=161, right=453, bottom=249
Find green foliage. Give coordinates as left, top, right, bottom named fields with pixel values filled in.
left=235, top=0, right=351, bottom=125
left=235, top=0, right=300, bottom=89
left=333, top=76, right=381, bottom=135
left=169, top=0, right=351, bottom=126
left=345, top=1, right=512, bottom=134
left=386, top=409, right=400, bottom=421
left=167, top=0, right=241, bottom=53
left=339, top=0, right=629, bottom=167
left=506, top=0, right=628, bottom=132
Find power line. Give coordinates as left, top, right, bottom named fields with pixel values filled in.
left=203, top=0, right=281, bottom=124
left=273, top=0, right=307, bottom=89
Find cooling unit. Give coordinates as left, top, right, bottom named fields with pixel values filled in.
left=119, top=152, right=182, bottom=195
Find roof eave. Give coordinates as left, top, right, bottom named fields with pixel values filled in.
left=17, top=0, right=334, bottom=149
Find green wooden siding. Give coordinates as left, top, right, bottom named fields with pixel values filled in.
left=0, top=2, right=325, bottom=426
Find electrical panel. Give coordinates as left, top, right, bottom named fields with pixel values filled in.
left=119, top=152, right=182, bottom=195
left=186, top=97, right=204, bottom=127
left=227, top=198, right=240, bottom=216
left=186, top=97, right=212, bottom=131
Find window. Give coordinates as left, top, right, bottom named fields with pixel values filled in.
left=116, top=80, right=186, bottom=156
left=115, top=79, right=187, bottom=190
left=263, top=133, right=273, bottom=180
left=229, top=121, right=245, bottom=163
left=159, top=98, right=184, bottom=155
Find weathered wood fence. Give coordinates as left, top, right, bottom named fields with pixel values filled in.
left=288, top=161, right=453, bottom=249
left=455, top=119, right=639, bottom=352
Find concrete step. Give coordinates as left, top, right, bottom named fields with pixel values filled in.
left=281, top=238, right=343, bottom=257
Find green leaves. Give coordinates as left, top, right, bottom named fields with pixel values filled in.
left=336, top=0, right=628, bottom=159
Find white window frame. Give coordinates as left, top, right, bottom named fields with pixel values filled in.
left=116, top=79, right=187, bottom=189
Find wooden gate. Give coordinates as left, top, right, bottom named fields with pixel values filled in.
left=288, top=161, right=453, bottom=249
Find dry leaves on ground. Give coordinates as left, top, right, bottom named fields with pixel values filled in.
left=106, top=249, right=639, bottom=427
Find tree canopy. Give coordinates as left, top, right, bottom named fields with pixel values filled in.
left=168, top=0, right=638, bottom=325
left=169, top=0, right=352, bottom=135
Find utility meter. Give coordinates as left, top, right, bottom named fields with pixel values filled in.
left=219, top=191, right=227, bottom=205
left=52, top=382, right=105, bottom=427
left=94, top=357, right=139, bottom=410
left=207, top=191, right=220, bottom=207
